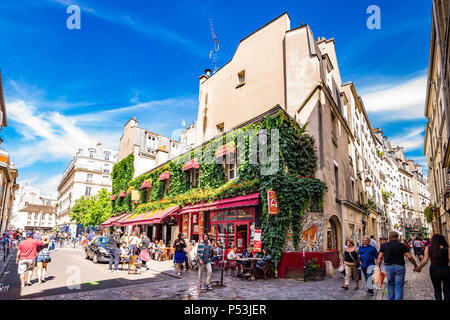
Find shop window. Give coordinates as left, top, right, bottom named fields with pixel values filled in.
left=237, top=209, right=253, bottom=220
left=211, top=212, right=223, bottom=222
left=223, top=210, right=237, bottom=221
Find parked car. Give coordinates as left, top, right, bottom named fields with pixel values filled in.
left=85, top=236, right=110, bottom=263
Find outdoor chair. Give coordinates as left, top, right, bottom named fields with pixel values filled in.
left=158, top=249, right=168, bottom=261
left=256, top=261, right=272, bottom=280
left=119, top=256, right=129, bottom=270
left=128, top=255, right=142, bottom=275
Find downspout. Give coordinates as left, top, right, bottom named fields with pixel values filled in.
left=0, top=180, right=9, bottom=233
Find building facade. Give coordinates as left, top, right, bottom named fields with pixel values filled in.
left=424, top=0, right=450, bottom=240
left=56, top=142, right=117, bottom=235
left=0, top=70, right=19, bottom=233
left=18, top=204, right=56, bottom=232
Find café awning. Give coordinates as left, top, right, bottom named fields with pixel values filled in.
left=101, top=212, right=129, bottom=227
left=147, top=205, right=180, bottom=224
left=183, top=158, right=200, bottom=171
left=179, top=192, right=260, bottom=214
left=119, top=209, right=164, bottom=226
left=159, top=171, right=170, bottom=181
left=141, top=179, right=152, bottom=189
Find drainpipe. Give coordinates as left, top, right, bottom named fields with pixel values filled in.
left=0, top=180, right=9, bottom=233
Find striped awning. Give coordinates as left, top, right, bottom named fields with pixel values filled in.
left=100, top=212, right=129, bottom=227
left=141, top=179, right=152, bottom=189
left=118, top=205, right=179, bottom=226
left=159, top=171, right=170, bottom=181
left=183, top=158, right=200, bottom=171
left=147, top=205, right=180, bottom=224
left=180, top=192, right=260, bottom=214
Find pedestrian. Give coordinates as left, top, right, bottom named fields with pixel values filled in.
left=16, top=231, right=43, bottom=287
left=173, top=233, right=187, bottom=276
left=376, top=231, right=419, bottom=300
left=369, top=235, right=378, bottom=248
left=36, top=236, right=51, bottom=283
left=423, top=238, right=431, bottom=247
left=197, top=233, right=213, bottom=291
left=358, top=236, right=379, bottom=294
left=340, top=239, right=359, bottom=290
left=128, top=232, right=139, bottom=256
left=107, top=229, right=122, bottom=273
left=138, top=232, right=151, bottom=271
left=413, top=237, right=424, bottom=260
left=416, top=234, right=450, bottom=300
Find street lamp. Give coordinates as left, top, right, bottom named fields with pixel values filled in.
left=364, top=178, right=372, bottom=187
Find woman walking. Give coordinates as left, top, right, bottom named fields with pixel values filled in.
left=173, top=233, right=187, bottom=276
left=36, top=236, right=51, bottom=283
left=417, top=234, right=450, bottom=300
left=340, top=239, right=359, bottom=290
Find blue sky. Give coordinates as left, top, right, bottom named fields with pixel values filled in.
left=0, top=0, right=432, bottom=194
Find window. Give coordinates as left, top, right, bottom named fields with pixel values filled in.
left=86, top=174, right=93, bottom=183
left=85, top=187, right=92, bottom=196
left=89, top=148, right=95, bottom=158
left=331, top=112, right=338, bottom=146
left=334, top=164, right=339, bottom=199
left=163, top=180, right=170, bottom=197
left=237, top=70, right=245, bottom=85
left=350, top=178, right=355, bottom=201
left=190, top=168, right=200, bottom=187
left=216, top=123, right=224, bottom=134
left=104, top=152, right=110, bottom=161
left=227, top=152, right=237, bottom=181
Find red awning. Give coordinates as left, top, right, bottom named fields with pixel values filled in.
left=159, top=171, right=170, bottom=181
left=119, top=191, right=126, bottom=198
left=179, top=192, right=260, bottom=214
left=183, top=158, right=200, bottom=171
left=101, top=212, right=129, bottom=227
left=216, top=143, right=236, bottom=158
left=141, top=179, right=152, bottom=189
left=119, top=209, right=164, bottom=226
left=147, top=205, right=180, bottom=224
left=110, top=194, right=116, bottom=201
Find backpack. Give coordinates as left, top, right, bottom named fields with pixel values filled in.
left=39, top=246, right=51, bottom=263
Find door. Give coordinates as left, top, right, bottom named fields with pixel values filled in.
left=235, top=223, right=249, bottom=253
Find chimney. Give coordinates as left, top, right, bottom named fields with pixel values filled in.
left=97, top=142, right=102, bottom=150
left=205, top=69, right=211, bottom=77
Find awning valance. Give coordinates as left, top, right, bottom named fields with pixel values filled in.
left=119, top=206, right=179, bottom=226
left=148, top=205, right=180, bottom=224
left=159, top=171, right=170, bottom=181
left=179, top=192, right=260, bottom=214
left=141, top=179, right=152, bottom=189
left=119, top=191, right=126, bottom=198
left=183, top=158, right=200, bottom=171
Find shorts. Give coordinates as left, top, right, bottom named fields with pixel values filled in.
left=36, top=255, right=50, bottom=263
left=18, top=259, right=35, bottom=274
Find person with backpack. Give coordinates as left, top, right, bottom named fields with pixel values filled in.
left=416, top=234, right=450, bottom=300
left=36, top=236, right=51, bottom=283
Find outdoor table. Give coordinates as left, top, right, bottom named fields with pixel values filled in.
left=234, top=257, right=260, bottom=280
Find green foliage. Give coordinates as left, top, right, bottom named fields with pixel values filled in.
left=306, top=258, right=320, bottom=270
left=424, top=205, right=434, bottom=223
left=69, top=189, right=113, bottom=226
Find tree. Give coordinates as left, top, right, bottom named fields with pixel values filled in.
left=69, top=189, right=113, bottom=227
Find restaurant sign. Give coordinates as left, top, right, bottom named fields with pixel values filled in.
left=253, top=229, right=262, bottom=253
left=267, top=190, right=278, bottom=215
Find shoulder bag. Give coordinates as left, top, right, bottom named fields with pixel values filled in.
left=347, top=250, right=360, bottom=268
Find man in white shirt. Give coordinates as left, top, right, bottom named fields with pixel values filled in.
left=369, top=235, right=378, bottom=248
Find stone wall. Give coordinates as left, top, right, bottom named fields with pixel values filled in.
left=284, top=212, right=324, bottom=252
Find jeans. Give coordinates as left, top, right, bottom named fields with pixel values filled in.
left=429, top=265, right=450, bottom=300
left=129, top=245, right=137, bottom=256
left=109, top=248, right=120, bottom=271
left=384, top=264, right=406, bottom=300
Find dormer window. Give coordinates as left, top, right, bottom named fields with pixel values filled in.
left=216, top=123, right=224, bottom=134
left=104, top=151, right=110, bottom=161
left=89, top=148, right=95, bottom=158
left=236, top=70, right=245, bottom=88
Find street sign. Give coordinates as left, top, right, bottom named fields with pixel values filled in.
left=268, top=190, right=278, bottom=215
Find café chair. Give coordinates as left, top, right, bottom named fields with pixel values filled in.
left=128, top=255, right=142, bottom=275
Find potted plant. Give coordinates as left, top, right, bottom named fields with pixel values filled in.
left=305, top=258, right=324, bottom=281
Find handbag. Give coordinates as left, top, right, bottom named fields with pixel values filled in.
left=338, top=263, right=345, bottom=273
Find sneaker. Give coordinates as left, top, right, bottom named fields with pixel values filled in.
left=41, top=279, right=46, bottom=283
left=25, top=282, right=32, bottom=287
left=200, top=285, right=206, bottom=291
left=109, top=270, right=113, bottom=273
left=367, top=289, right=374, bottom=294
left=206, top=285, right=213, bottom=291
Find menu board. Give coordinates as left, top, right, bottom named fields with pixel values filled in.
left=182, top=214, right=189, bottom=237
left=253, top=229, right=262, bottom=252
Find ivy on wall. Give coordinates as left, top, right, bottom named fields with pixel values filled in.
left=109, top=110, right=327, bottom=265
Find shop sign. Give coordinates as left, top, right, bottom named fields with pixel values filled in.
left=198, top=212, right=204, bottom=236
left=254, top=229, right=262, bottom=252
left=268, top=190, right=278, bottom=215
left=182, top=214, right=189, bottom=236
left=131, top=190, right=141, bottom=202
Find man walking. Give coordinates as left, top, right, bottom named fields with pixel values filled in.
left=376, top=231, right=419, bottom=300
left=16, top=231, right=43, bottom=287
left=369, top=235, right=378, bottom=248
left=413, top=237, right=424, bottom=260
left=197, top=234, right=213, bottom=291
left=107, top=229, right=122, bottom=273
left=358, top=236, right=378, bottom=294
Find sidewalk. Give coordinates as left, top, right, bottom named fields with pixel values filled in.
left=32, top=261, right=377, bottom=300
left=0, top=247, right=13, bottom=279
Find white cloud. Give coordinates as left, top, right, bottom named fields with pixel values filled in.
left=361, top=75, right=427, bottom=121
left=390, top=127, right=424, bottom=151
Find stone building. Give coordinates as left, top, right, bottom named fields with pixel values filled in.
left=56, top=142, right=117, bottom=236
left=18, top=204, right=56, bottom=232
left=0, top=70, right=19, bottom=233
left=424, top=0, right=450, bottom=240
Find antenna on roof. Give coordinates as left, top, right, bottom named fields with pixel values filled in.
left=209, top=18, right=219, bottom=73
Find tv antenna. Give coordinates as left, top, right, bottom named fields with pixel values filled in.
left=209, top=18, right=219, bottom=73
